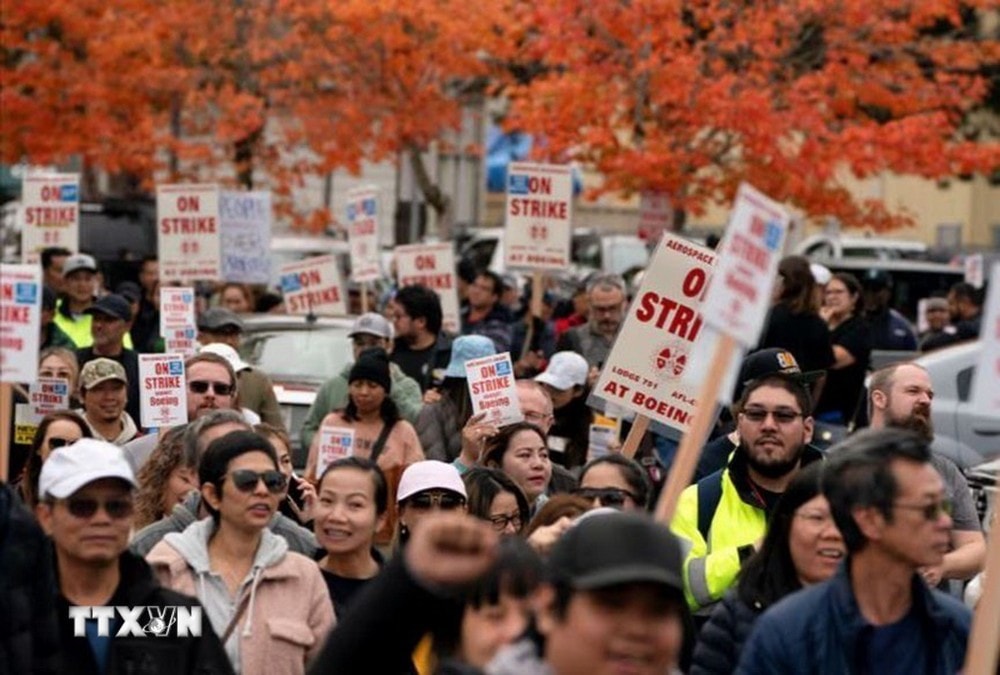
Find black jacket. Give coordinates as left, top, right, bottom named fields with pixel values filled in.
left=690, top=591, right=761, bottom=675
left=0, top=482, right=61, bottom=675
left=55, top=551, right=233, bottom=675
left=308, top=556, right=460, bottom=675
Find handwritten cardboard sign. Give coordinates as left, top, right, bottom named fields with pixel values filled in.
left=138, top=354, right=188, bottom=428
left=504, top=162, right=573, bottom=270
left=21, top=173, right=79, bottom=263
left=394, top=243, right=461, bottom=334
left=157, top=184, right=221, bottom=283
left=465, top=352, right=523, bottom=427
left=219, top=190, right=272, bottom=284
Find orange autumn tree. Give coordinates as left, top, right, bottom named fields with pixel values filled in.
left=502, top=0, right=1000, bottom=230
left=2, top=0, right=511, bottom=231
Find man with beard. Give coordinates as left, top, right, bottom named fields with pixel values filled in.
left=672, top=373, right=822, bottom=617
left=867, top=362, right=985, bottom=588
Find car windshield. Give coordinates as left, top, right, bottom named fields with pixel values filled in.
left=241, top=328, right=353, bottom=382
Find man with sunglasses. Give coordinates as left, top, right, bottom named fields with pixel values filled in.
left=34, top=439, right=233, bottom=675
left=738, top=428, right=971, bottom=674
left=867, top=362, right=985, bottom=590
left=671, top=373, right=822, bottom=617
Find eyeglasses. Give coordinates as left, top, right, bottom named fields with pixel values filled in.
left=740, top=407, right=804, bottom=424
left=188, top=380, right=235, bottom=396
left=894, top=499, right=953, bottom=521
left=524, top=411, right=554, bottom=426
left=407, top=491, right=466, bottom=511
left=488, top=511, right=523, bottom=532
left=227, top=469, right=287, bottom=494
left=46, top=437, right=78, bottom=449
left=573, top=487, right=638, bottom=508
left=62, top=497, right=134, bottom=520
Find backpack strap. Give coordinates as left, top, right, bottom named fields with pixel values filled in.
left=696, top=469, right=725, bottom=543
left=369, top=421, right=395, bottom=463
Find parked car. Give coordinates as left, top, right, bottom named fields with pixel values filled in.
left=238, top=314, right=356, bottom=466
left=915, top=341, right=999, bottom=470
left=459, top=227, right=651, bottom=277
left=795, top=234, right=929, bottom=261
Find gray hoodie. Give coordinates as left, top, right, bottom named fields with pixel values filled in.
left=162, top=518, right=288, bottom=673
left=130, top=490, right=318, bottom=558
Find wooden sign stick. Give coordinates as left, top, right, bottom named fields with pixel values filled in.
left=0, top=382, right=12, bottom=482
left=621, top=414, right=650, bottom=459
left=520, top=271, right=544, bottom=361
left=654, top=333, right=737, bottom=523
left=360, top=282, right=370, bottom=314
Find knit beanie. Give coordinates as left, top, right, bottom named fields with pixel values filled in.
left=349, top=348, right=392, bottom=393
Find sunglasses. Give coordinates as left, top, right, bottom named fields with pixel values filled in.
left=188, top=380, right=235, bottom=396
left=488, top=511, right=523, bottom=532
left=741, top=407, right=804, bottom=424
left=408, top=491, right=466, bottom=511
left=227, top=469, right=287, bottom=494
left=62, top=497, right=134, bottom=520
left=47, top=437, right=78, bottom=449
left=573, top=487, right=638, bottom=508
left=894, top=499, right=953, bottom=521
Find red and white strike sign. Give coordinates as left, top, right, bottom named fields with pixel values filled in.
left=21, top=173, right=80, bottom=263
left=394, top=243, right=461, bottom=334
left=156, top=184, right=221, bottom=283
left=346, top=185, right=382, bottom=283
left=279, top=255, right=347, bottom=316
left=504, top=162, right=573, bottom=271
left=139, top=354, right=188, bottom=428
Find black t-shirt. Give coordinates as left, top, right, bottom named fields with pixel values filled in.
left=758, top=304, right=835, bottom=374
left=321, top=568, right=378, bottom=619
left=391, top=342, right=436, bottom=392
left=815, top=314, right=872, bottom=423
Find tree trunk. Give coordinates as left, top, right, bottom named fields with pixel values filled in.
left=407, top=143, right=452, bottom=240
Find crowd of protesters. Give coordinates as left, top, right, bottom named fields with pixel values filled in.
left=0, top=244, right=991, bottom=675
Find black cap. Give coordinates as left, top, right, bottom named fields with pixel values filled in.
left=197, top=307, right=244, bottom=332
left=735, top=348, right=822, bottom=401
left=115, top=281, right=142, bottom=303
left=84, top=294, right=132, bottom=322
left=349, top=348, right=392, bottom=393
left=547, top=511, right=684, bottom=593
left=861, top=269, right=892, bottom=290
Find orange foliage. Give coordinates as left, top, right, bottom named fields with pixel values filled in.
left=500, top=0, right=1000, bottom=230
left=2, top=0, right=510, bottom=229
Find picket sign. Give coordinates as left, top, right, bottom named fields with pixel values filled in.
left=652, top=184, right=789, bottom=523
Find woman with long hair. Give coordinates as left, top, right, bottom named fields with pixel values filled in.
left=463, top=467, right=531, bottom=536
left=38, top=347, right=81, bottom=407
left=313, top=457, right=388, bottom=617
left=255, top=422, right=316, bottom=526
left=17, top=410, right=90, bottom=506
left=133, top=425, right=198, bottom=529
left=690, top=463, right=845, bottom=674
left=482, top=422, right=552, bottom=516
left=815, top=272, right=873, bottom=426
left=307, top=348, right=424, bottom=545
left=758, top=255, right=835, bottom=375
left=148, top=430, right=334, bottom=675
left=416, top=335, right=495, bottom=461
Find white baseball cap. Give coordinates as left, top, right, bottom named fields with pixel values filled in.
left=397, top=460, right=467, bottom=503
left=38, top=438, right=138, bottom=500
left=535, top=351, right=589, bottom=391
left=199, top=342, right=251, bottom=373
